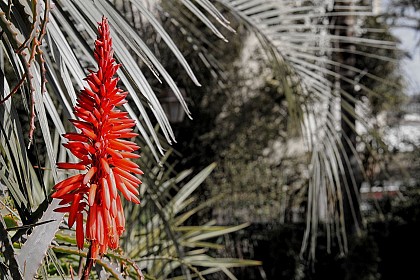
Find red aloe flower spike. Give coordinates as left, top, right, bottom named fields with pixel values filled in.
left=51, top=17, right=143, bottom=266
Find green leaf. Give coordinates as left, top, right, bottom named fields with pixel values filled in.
left=3, top=215, right=18, bottom=229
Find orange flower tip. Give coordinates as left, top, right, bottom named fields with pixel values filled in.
left=131, top=196, right=141, bottom=204
left=120, top=151, right=141, bottom=159
left=100, top=158, right=110, bottom=174
left=134, top=169, right=144, bottom=175
left=53, top=174, right=84, bottom=190
left=124, top=181, right=140, bottom=196
left=109, top=139, right=134, bottom=151
left=110, top=200, right=117, bottom=217
left=106, top=148, right=123, bottom=159
left=88, top=184, right=97, bottom=206
left=108, top=173, right=118, bottom=199
left=68, top=218, right=76, bottom=228
left=90, top=243, right=99, bottom=259
left=113, top=158, right=138, bottom=169
left=54, top=206, right=71, bottom=213
left=114, top=167, right=142, bottom=184
left=87, top=80, right=99, bottom=92
left=102, top=178, right=111, bottom=209
left=68, top=194, right=81, bottom=228
left=56, top=162, right=86, bottom=170
left=62, top=132, right=91, bottom=142
left=58, top=200, right=70, bottom=206
left=127, top=132, right=139, bottom=138
left=116, top=100, right=127, bottom=106
left=83, top=166, right=97, bottom=185
left=92, top=74, right=101, bottom=85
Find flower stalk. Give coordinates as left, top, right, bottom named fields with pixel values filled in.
left=51, top=16, right=142, bottom=274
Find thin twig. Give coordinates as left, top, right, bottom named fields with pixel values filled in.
left=6, top=219, right=54, bottom=231
left=37, top=48, right=47, bottom=95
left=36, top=0, right=50, bottom=96
left=28, top=86, right=36, bottom=148
left=0, top=74, right=26, bottom=105
left=78, top=256, right=84, bottom=278
left=81, top=244, right=94, bottom=280
left=70, top=265, right=75, bottom=280
left=16, top=0, right=41, bottom=54
left=37, top=0, right=51, bottom=46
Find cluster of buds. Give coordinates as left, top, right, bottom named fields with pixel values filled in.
left=52, top=17, right=142, bottom=259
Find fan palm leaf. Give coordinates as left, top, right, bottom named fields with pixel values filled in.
left=206, top=0, right=401, bottom=258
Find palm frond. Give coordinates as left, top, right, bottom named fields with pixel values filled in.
left=1, top=1, right=235, bottom=277
left=212, top=0, right=400, bottom=258
left=0, top=213, right=22, bottom=279
left=50, top=162, right=259, bottom=279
